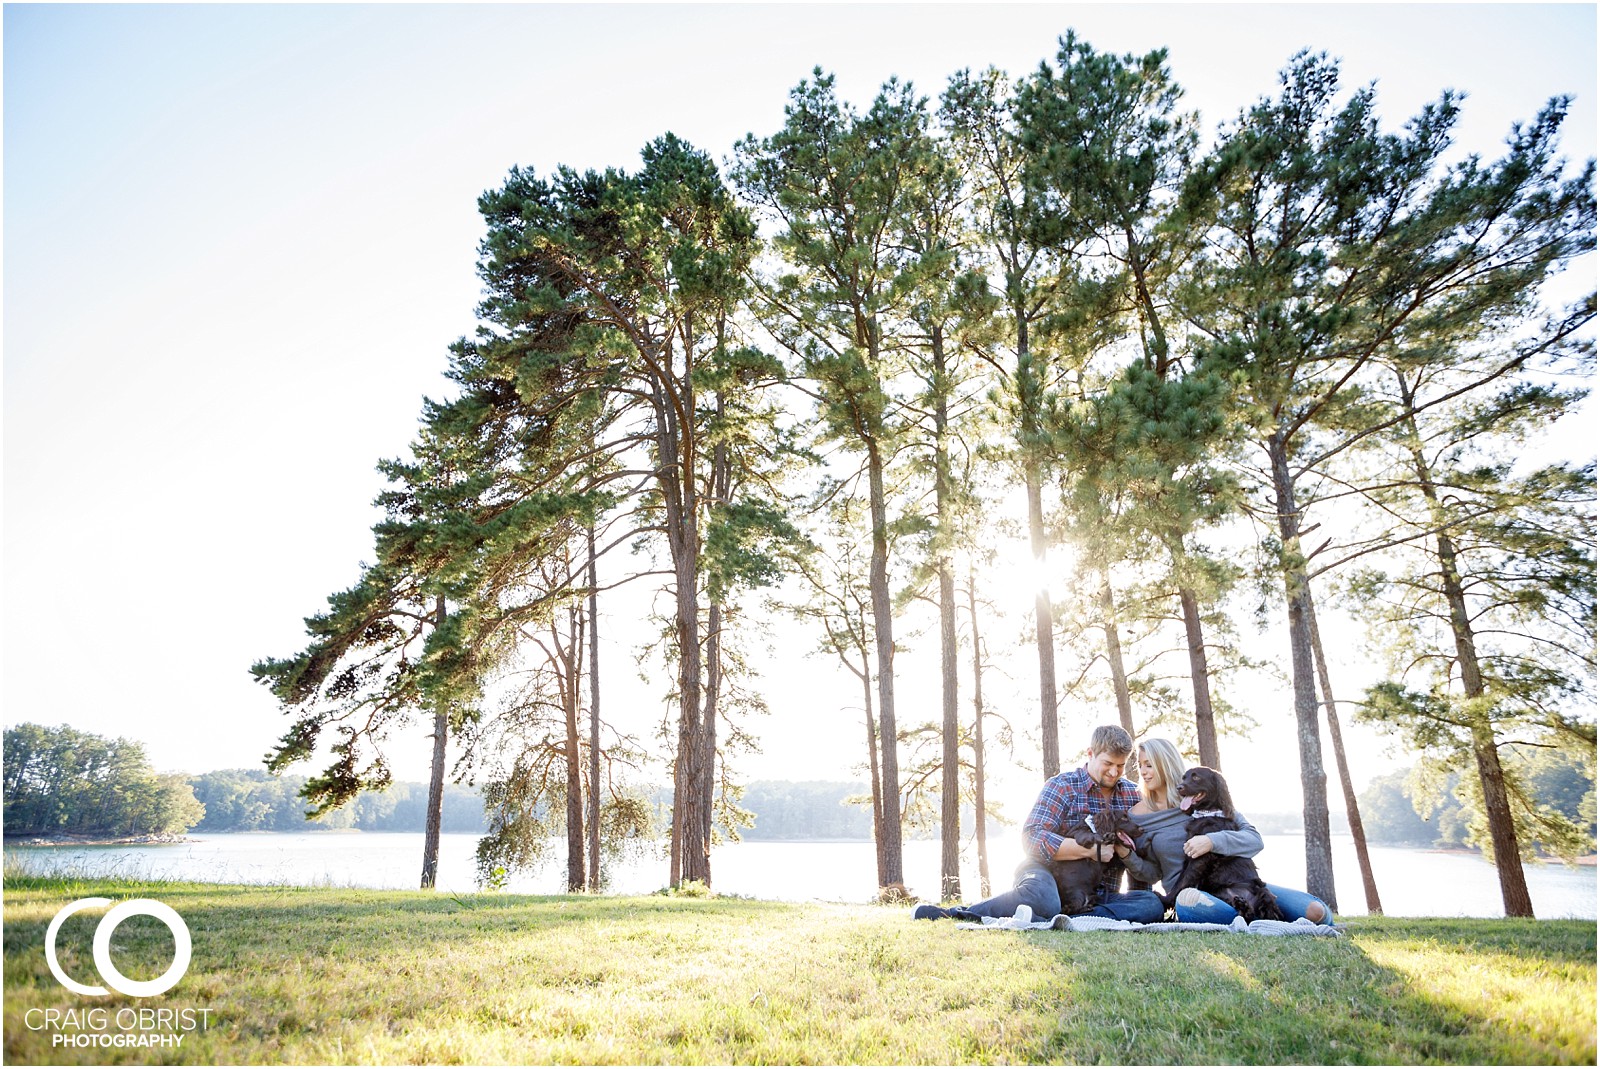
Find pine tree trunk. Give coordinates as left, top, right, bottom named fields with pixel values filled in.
left=587, top=524, right=602, bottom=892
left=662, top=377, right=683, bottom=893
left=656, top=360, right=709, bottom=888
left=939, top=562, right=960, bottom=901
left=669, top=757, right=683, bottom=889
left=1099, top=575, right=1135, bottom=738
left=1025, top=460, right=1060, bottom=777
left=420, top=596, right=449, bottom=890
left=656, top=347, right=713, bottom=889
left=673, top=524, right=709, bottom=886
left=966, top=568, right=991, bottom=898
left=1017, top=313, right=1060, bottom=778
left=1266, top=431, right=1337, bottom=910
left=565, top=602, right=585, bottom=893
left=862, top=670, right=885, bottom=892
left=1305, top=596, right=1380, bottom=915
left=1178, top=583, right=1221, bottom=769
left=933, top=324, right=960, bottom=903
left=1396, top=406, right=1535, bottom=918
left=703, top=600, right=723, bottom=859
left=699, top=396, right=731, bottom=880
left=1127, top=232, right=1170, bottom=378
left=1435, top=520, right=1532, bottom=915
left=419, top=712, right=447, bottom=889
left=1469, top=721, right=1533, bottom=916
left=864, top=437, right=904, bottom=889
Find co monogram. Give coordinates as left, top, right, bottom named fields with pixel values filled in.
left=45, top=898, right=192, bottom=998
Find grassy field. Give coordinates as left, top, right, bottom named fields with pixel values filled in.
left=3, top=874, right=1594, bottom=1065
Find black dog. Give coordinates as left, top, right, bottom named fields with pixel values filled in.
left=1045, top=809, right=1143, bottom=915
left=1161, top=767, right=1284, bottom=922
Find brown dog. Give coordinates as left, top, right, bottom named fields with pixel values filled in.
left=1161, top=767, right=1284, bottom=922
left=1045, top=809, right=1143, bottom=915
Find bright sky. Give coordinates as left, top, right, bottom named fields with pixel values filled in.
left=5, top=4, right=1595, bottom=828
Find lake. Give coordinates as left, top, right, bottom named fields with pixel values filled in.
left=6, top=832, right=1594, bottom=919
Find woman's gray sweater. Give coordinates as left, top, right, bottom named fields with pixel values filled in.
left=1120, top=805, right=1265, bottom=892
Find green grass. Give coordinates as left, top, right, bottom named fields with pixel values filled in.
left=3, top=874, right=1594, bottom=1065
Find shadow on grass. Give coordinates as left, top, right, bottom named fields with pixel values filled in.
left=1008, top=916, right=1595, bottom=1065
left=1353, top=914, right=1597, bottom=963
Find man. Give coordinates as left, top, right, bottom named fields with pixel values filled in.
left=913, top=724, right=1164, bottom=923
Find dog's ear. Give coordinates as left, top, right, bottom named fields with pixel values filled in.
left=1202, top=768, right=1235, bottom=816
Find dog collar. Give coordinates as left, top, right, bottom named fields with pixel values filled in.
left=1189, top=808, right=1228, bottom=819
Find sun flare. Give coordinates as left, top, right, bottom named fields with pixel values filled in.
left=981, top=536, right=1077, bottom=605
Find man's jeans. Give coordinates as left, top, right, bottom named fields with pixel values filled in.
left=963, top=859, right=1164, bottom=923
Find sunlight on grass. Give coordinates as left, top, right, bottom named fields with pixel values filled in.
left=1195, top=947, right=1264, bottom=992
left=5, top=880, right=1595, bottom=1065
left=1360, top=934, right=1597, bottom=1064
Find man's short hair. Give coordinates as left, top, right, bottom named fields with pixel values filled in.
left=1089, top=724, right=1134, bottom=757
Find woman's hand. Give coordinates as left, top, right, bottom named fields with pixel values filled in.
left=1183, top=834, right=1214, bottom=858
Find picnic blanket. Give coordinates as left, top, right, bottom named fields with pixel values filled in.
left=955, top=905, right=1343, bottom=937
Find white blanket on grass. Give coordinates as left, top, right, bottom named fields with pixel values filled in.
left=955, top=906, right=1343, bottom=937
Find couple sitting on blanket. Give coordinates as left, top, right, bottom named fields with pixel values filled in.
left=913, top=725, right=1329, bottom=925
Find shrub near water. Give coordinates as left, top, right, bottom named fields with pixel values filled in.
left=3, top=876, right=1594, bottom=1065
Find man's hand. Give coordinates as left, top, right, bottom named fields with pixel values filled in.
left=1053, top=838, right=1118, bottom=863
left=1183, top=834, right=1214, bottom=858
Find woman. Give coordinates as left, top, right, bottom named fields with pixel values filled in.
left=1123, top=738, right=1329, bottom=925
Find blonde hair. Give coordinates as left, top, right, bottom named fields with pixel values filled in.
left=1138, top=738, right=1186, bottom=811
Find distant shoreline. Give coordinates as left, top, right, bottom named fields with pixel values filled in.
left=6, top=831, right=1594, bottom=866
left=4, top=832, right=194, bottom=847
left=1406, top=843, right=1596, bottom=867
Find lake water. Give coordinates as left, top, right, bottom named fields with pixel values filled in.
left=6, top=832, right=1594, bottom=919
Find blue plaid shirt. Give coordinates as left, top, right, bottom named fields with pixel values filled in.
left=1023, top=767, right=1142, bottom=897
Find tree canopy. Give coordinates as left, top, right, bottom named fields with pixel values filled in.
left=252, top=29, right=1594, bottom=912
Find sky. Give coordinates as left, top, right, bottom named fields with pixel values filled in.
left=4, top=3, right=1596, bottom=833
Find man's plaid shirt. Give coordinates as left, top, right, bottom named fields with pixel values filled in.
left=1023, top=767, right=1142, bottom=898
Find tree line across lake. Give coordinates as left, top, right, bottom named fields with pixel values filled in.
left=5, top=723, right=1592, bottom=856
